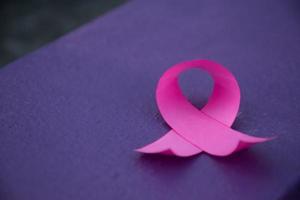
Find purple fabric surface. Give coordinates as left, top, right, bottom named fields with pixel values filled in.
left=0, top=0, right=299, bottom=199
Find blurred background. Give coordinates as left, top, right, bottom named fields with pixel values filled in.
left=0, top=0, right=126, bottom=67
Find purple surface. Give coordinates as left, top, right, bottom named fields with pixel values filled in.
left=0, top=0, right=300, bottom=199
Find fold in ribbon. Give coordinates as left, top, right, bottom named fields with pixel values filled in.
left=136, top=60, right=272, bottom=157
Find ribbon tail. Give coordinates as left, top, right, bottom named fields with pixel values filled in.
left=136, top=130, right=202, bottom=157
left=234, top=133, right=275, bottom=152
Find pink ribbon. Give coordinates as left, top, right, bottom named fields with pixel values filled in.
left=136, top=60, right=272, bottom=157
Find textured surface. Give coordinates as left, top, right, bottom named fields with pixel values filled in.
left=0, top=0, right=299, bottom=199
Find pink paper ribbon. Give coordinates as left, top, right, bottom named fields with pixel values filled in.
left=136, top=60, right=272, bottom=157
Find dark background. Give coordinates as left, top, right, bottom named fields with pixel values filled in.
left=0, top=0, right=126, bottom=67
